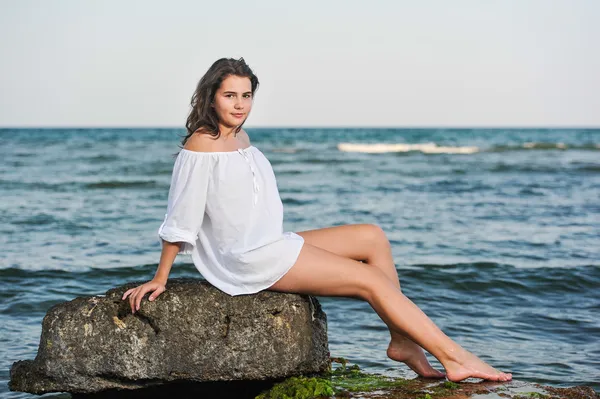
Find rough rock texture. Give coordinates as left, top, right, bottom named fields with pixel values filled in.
left=9, top=278, right=330, bottom=395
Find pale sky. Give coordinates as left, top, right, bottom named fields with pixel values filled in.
left=1, top=0, right=598, bottom=128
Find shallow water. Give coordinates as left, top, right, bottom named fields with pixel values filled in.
left=1, top=128, right=599, bottom=397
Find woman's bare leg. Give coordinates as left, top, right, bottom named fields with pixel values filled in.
left=268, top=240, right=512, bottom=382
left=296, top=224, right=444, bottom=378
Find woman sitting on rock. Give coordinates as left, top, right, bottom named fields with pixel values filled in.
left=122, top=57, right=512, bottom=383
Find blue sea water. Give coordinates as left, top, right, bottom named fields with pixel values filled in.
left=1, top=128, right=599, bottom=397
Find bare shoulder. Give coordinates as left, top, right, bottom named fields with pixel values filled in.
left=239, top=129, right=252, bottom=147
left=184, top=130, right=218, bottom=152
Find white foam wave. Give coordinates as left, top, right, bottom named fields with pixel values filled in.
left=337, top=142, right=480, bottom=154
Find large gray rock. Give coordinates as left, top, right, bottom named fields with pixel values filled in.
left=10, top=278, right=330, bottom=395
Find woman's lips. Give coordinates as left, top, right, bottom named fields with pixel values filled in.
left=232, top=113, right=245, bottom=118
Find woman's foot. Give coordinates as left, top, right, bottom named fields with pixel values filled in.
left=442, top=349, right=512, bottom=382
left=387, top=338, right=446, bottom=378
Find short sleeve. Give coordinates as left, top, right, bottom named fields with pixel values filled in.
left=157, top=153, right=212, bottom=255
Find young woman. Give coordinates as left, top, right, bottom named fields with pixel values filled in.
left=122, top=57, right=512, bottom=383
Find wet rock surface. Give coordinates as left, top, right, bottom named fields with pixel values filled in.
left=9, top=278, right=329, bottom=395
left=252, top=358, right=599, bottom=399
left=340, top=378, right=599, bottom=399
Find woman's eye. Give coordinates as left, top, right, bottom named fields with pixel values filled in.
left=224, top=94, right=251, bottom=98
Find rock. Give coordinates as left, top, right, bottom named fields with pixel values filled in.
left=336, top=378, right=600, bottom=399
left=258, top=359, right=599, bottom=399
left=9, top=278, right=330, bottom=395
left=349, top=379, right=600, bottom=399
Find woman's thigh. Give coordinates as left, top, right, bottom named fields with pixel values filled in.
left=295, top=224, right=383, bottom=262
left=267, top=242, right=396, bottom=299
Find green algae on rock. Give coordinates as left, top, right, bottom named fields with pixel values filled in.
left=440, top=381, right=459, bottom=390
left=253, top=357, right=599, bottom=399
left=255, top=376, right=335, bottom=399
left=325, top=358, right=409, bottom=394
left=254, top=357, right=410, bottom=399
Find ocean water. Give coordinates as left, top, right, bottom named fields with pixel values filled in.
left=1, top=128, right=599, bottom=397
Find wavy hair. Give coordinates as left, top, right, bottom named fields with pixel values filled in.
left=177, top=57, right=259, bottom=154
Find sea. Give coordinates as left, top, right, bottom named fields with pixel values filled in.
left=1, top=128, right=599, bottom=397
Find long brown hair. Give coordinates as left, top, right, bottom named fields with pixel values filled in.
left=177, top=57, right=259, bottom=154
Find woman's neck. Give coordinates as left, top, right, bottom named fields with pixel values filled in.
left=218, top=124, right=240, bottom=139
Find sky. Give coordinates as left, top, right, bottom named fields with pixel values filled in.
left=1, top=0, right=598, bottom=128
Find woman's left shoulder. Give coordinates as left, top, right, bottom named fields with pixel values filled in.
left=239, top=129, right=251, bottom=147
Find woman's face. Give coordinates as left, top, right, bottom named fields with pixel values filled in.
left=212, top=75, right=253, bottom=129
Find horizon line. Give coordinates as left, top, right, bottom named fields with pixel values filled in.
left=1, top=125, right=599, bottom=130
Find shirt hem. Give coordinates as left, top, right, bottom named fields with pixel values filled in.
left=225, top=234, right=305, bottom=296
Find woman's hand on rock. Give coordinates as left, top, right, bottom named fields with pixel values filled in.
left=121, top=280, right=166, bottom=314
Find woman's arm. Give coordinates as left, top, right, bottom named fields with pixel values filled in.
left=122, top=240, right=183, bottom=313
left=124, top=148, right=212, bottom=313
left=153, top=239, right=181, bottom=284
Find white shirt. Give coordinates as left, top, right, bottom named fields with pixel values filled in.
left=157, top=145, right=305, bottom=296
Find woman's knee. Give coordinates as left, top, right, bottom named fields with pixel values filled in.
left=268, top=242, right=385, bottom=300
left=364, top=223, right=391, bottom=249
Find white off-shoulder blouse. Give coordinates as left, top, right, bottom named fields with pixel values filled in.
left=157, top=145, right=305, bottom=296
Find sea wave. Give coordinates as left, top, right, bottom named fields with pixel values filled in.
left=0, top=179, right=162, bottom=191
left=84, top=180, right=159, bottom=189
left=489, top=142, right=600, bottom=152
left=271, top=147, right=302, bottom=153
left=489, top=162, right=600, bottom=174
left=337, top=142, right=479, bottom=154
left=337, top=141, right=600, bottom=154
